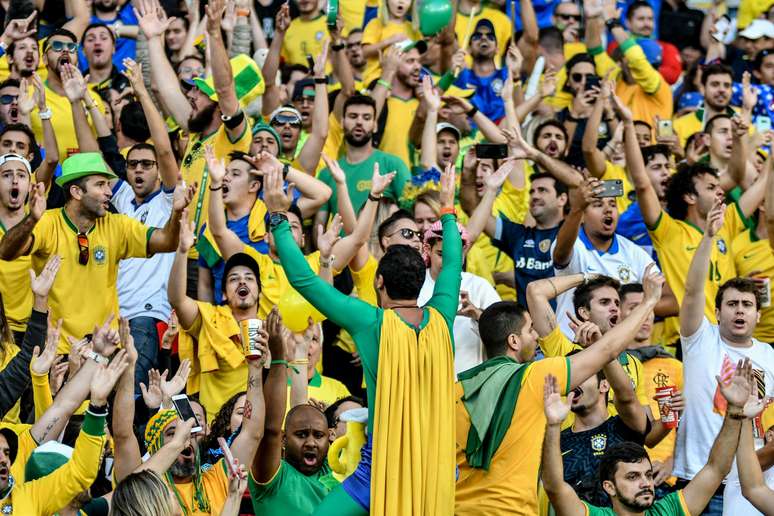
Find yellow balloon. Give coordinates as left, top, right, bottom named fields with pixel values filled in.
left=278, top=287, right=325, bottom=332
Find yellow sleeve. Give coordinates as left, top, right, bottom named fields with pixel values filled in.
left=352, top=255, right=378, bottom=306
left=31, top=370, right=53, bottom=422
left=647, top=210, right=675, bottom=244
left=116, top=214, right=152, bottom=259
left=620, top=38, right=661, bottom=95
left=723, top=203, right=747, bottom=241
left=528, top=356, right=572, bottom=396
left=29, top=211, right=55, bottom=257
left=539, top=327, right=579, bottom=358
left=628, top=355, right=650, bottom=407
left=321, top=113, right=344, bottom=168
left=362, top=18, right=382, bottom=45
left=26, top=414, right=106, bottom=514
left=593, top=49, right=621, bottom=82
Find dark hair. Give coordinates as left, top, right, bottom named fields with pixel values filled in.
left=701, top=63, right=733, bottom=87
left=664, top=163, right=718, bottom=221
left=633, top=120, right=652, bottom=132
left=565, top=53, right=595, bottom=75
left=618, top=282, right=644, bottom=302
left=119, top=101, right=151, bottom=142
left=375, top=245, right=426, bottom=301
left=573, top=276, right=621, bottom=316
left=83, top=22, right=115, bottom=43
left=347, top=28, right=363, bottom=37
left=62, top=176, right=90, bottom=203
left=626, top=0, right=653, bottom=20
left=343, top=94, right=377, bottom=118
left=538, top=27, right=564, bottom=54
left=599, top=442, right=651, bottom=483
left=705, top=113, right=732, bottom=134
left=0, top=123, right=39, bottom=166
left=641, top=144, right=671, bottom=166
left=7, top=36, right=37, bottom=63
left=377, top=209, right=414, bottom=249
left=715, top=277, right=763, bottom=310
left=478, top=301, right=529, bottom=358
left=754, top=49, right=774, bottom=71
left=0, top=79, right=20, bottom=90
left=280, top=63, right=309, bottom=84
left=533, top=119, right=568, bottom=147
left=127, top=142, right=157, bottom=160
left=530, top=172, right=569, bottom=197
left=43, top=27, right=78, bottom=50
left=168, top=10, right=191, bottom=31
left=200, top=391, right=246, bottom=456
left=175, top=53, right=205, bottom=73
left=324, top=396, right=365, bottom=428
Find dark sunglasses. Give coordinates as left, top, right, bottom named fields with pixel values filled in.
left=389, top=227, right=422, bottom=241
left=271, top=113, right=302, bottom=128
left=46, top=40, right=78, bottom=53
left=0, top=95, right=18, bottom=105
left=127, top=159, right=157, bottom=169
left=77, top=232, right=89, bottom=266
left=558, top=13, right=582, bottom=22
left=471, top=32, right=495, bottom=42
left=571, top=73, right=597, bottom=83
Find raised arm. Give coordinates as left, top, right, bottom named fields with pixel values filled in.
left=0, top=181, right=43, bottom=259
left=541, top=374, right=587, bottom=516
left=260, top=4, right=289, bottom=117
left=146, top=183, right=193, bottom=254
left=527, top=273, right=585, bottom=338
left=509, top=123, right=582, bottom=188
left=205, top=146, right=246, bottom=258
left=420, top=76, right=440, bottom=170
left=581, top=82, right=608, bottom=179
left=296, top=42, right=330, bottom=174
left=739, top=418, right=774, bottom=513
left=465, top=159, right=512, bottom=242
left=22, top=74, right=58, bottom=188
left=516, top=0, right=539, bottom=73
left=61, top=64, right=100, bottom=153
left=738, top=154, right=769, bottom=218
left=682, top=359, right=751, bottom=516
left=322, top=154, right=357, bottom=232
left=134, top=417, right=196, bottom=475
left=230, top=333, right=267, bottom=468
left=553, top=177, right=601, bottom=268
left=680, top=201, right=724, bottom=337
left=442, top=95, right=507, bottom=144
left=168, top=210, right=202, bottom=331
left=604, top=359, right=648, bottom=433
left=111, top=319, right=142, bottom=482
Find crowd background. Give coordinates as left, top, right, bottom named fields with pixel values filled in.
left=1, top=0, right=774, bottom=514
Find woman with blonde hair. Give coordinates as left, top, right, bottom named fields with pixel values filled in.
left=110, top=470, right=181, bottom=516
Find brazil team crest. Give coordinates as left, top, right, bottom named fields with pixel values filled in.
left=94, top=245, right=107, bottom=265
left=591, top=434, right=607, bottom=454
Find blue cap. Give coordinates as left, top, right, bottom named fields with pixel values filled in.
left=677, top=92, right=703, bottom=113
left=636, top=38, right=663, bottom=68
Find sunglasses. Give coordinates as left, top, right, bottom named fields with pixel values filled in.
left=471, top=32, right=495, bottom=42
left=558, top=13, right=582, bottom=22
left=179, top=66, right=205, bottom=77
left=571, top=73, right=597, bottom=83
left=0, top=95, right=18, bottom=105
left=47, top=40, right=78, bottom=54
left=127, top=159, right=157, bottom=169
left=77, top=232, right=89, bottom=266
left=271, top=113, right=302, bottom=128
left=389, top=227, right=422, bottom=241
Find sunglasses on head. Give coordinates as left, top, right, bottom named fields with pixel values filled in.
left=47, top=40, right=78, bottom=54
left=0, top=95, right=18, bottom=105
left=390, top=227, right=422, bottom=241
left=271, top=113, right=302, bottom=127
left=471, top=32, right=495, bottom=42
left=127, top=159, right=157, bottom=169
left=558, top=13, right=582, bottom=22
left=77, top=232, right=89, bottom=266
left=571, top=73, right=597, bottom=83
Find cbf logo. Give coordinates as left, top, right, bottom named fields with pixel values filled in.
left=491, top=78, right=504, bottom=96
left=591, top=434, right=607, bottom=455
left=617, top=265, right=632, bottom=283
left=94, top=245, right=107, bottom=265
left=717, top=239, right=727, bottom=255
left=315, top=31, right=324, bottom=41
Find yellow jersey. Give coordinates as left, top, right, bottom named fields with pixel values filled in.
left=361, top=18, right=420, bottom=85
left=0, top=40, right=47, bottom=81
left=455, top=357, right=570, bottom=515
left=170, top=459, right=230, bottom=515
left=285, top=370, right=351, bottom=413
left=379, top=95, right=418, bottom=169
left=281, top=14, right=330, bottom=68
left=27, top=208, right=152, bottom=353
left=0, top=222, right=32, bottom=332
left=733, top=227, right=774, bottom=342
left=31, top=82, right=106, bottom=160
left=454, top=6, right=512, bottom=61
left=242, top=245, right=321, bottom=319
left=649, top=204, right=745, bottom=324
left=181, top=123, right=252, bottom=259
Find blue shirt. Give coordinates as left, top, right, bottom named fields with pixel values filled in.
left=616, top=201, right=656, bottom=260
left=198, top=214, right=268, bottom=304
left=491, top=216, right=560, bottom=308
left=79, top=4, right=138, bottom=73
left=454, top=67, right=508, bottom=123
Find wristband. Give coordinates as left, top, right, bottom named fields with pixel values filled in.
left=377, top=79, right=392, bottom=90
left=331, top=43, right=345, bottom=52
left=368, top=193, right=382, bottom=202
left=282, top=163, right=290, bottom=179
left=270, top=359, right=288, bottom=367
left=209, top=184, right=223, bottom=191
left=314, top=76, right=328, bottom=84
left=728, top=410, right=746, bottom=420
left=85, top=350, right=109, bottom=365
left=466, top=106, right=479, bottom=118
left=221, top=110, right=245, bottom=129
left=440, top=207, right=456, bottom=216
left=87, top=402, right=108, bottom=416
left=319, top=255, right=335, bottom=268
left=269, top=211, right=289, bottom=230
left=38, top=108, right=52, bottom=120
left=605, top=18, right=623, bottom=32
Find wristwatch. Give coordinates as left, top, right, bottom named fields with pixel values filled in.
left=269, top=211, right=289, bottom=230
left=85, top=350, right=109, bottom=365
left=605, top=18, right=623, bottom=31
left=220, top=110, right=242, bottom=123
left=38, top=108, right=52, bottom=120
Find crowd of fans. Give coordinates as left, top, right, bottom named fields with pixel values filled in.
left=2, top=0, right=774, bottom=514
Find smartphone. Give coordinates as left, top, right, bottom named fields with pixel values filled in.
left=756, top=116, right=772, bottom=134
left=171, top=394, right=203, bottom=434
left=657, top=119, right=673, bottom=138
left=475, top=143, right=508, bottom=160
left=218, top=437, right=239, bottom=476
left=712, top=15, right=731, bottom=43
left=597, top=179, right=624, bottom=198
left=305, top=54, right=315, bottom=71
left=585, top=75, right=601, bottom=91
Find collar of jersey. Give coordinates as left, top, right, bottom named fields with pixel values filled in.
left=579, top=226, right=619, bottom=255
left=61, top=207, right=95, bottom=234
left=130, top=186, right=165, bottom=209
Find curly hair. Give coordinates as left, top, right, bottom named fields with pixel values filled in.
left=664, top=163, right=717, bottom=221
left=200, top=391, right=246, bottom=457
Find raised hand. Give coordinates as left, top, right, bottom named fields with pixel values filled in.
left=29, top=182, right=46, bottom=221
left=205, top=0, right=227, bottom=35
left=570, top=176, right=603, bottom=212
left=220, top=0, right=237, bottom=33
left=421, top=75, right=441, bottom=112
left=177, top=209, right=195, bottom=253
left=742, top=71, right=759, bottom=113
left=204, top=144, right=227, bottom=187
left=173, top=181, right=196, bottom=212
left=705, top=199, right=725, bottom=238
left=0, top=12, right=37, bottom=46
left=502, top=124, right=536, bottom=160
left=505, top=43, right=523, bottom=78
left=90, top=350, right=130, bottom=405
left=642, top=263, right=665, bottom=305
left=118, top=317, right=138, bottom=364
left=370, top=162, right=395, bottom=197
left=439, top=161, right=456, bottom=210
left=441, top=95, right=474, bottom=116
left=66, top=336, right=89, bottom=378
left=540, top=68, right=558, bottom=98
left=161, top=311, right=178, bottom=350
left=30, top=254, right=61, bottom=300
left=322, top=154, right=345, bottom=185
left=61, top=63, right=87, bottom=102
left=317, top=213, right=342, bottom=259
left=122, top=57, right=147, bottom=95
left=134, top=0, right=176, bottom=39
left=611, top=93, right=633, bottom=123
left=161, top=359, right=192, bottom=400
left=31, top=317, right=62, bottom=376
left=313, top=40, right=329, bottom=79
left=227, top=462, right=249, bottom=498
left=266, top=306, right=287, bottom=361
left=381, top=45, right=403, bottom=78
left=92, top=314, right=120, bottom=357
left=457, top=291, right=482, bottom=320
left=484, top=158, right=515, bottom=191
left=567, top=312, right=602, bottom=347
left=274, top=2, right=290, bottom=34
left=717, top=358, right=754, bottom=411
left=169, top=417, right=196, bottom=449
left=262, top=159, right=293, bottom=214
left=140, top=368, right=163, bottom=409
left=544, top=374, right=573, bottom=425
left=17, top=77, right=35, bottom=116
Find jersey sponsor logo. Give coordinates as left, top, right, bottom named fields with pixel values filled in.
left=140, top=210, right=149, bottom=224
left=514, top=256, right=552, bottom=271
left=94, top=245, right=107, bottom=265
left=590, top=434, right=607, bottom=454
left=356, top=180, right=373, bottom=192
left=539, top=239, right=552, bottom=253
left=717, top=239, right=727, bottom=255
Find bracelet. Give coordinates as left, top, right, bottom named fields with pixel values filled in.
left=38, top=108, right=52, bottom=120
left=85, top=350, right=109, bottom=365
left=728, top=410, right=746, bottom=420
left=368, top=193, right=382, bottom=202
left=440, top=207, right=456, bottom=216
left=282, top=163, right=290, bottom=179
left=270, top=359, right=288, bottom=367
left=466, top=106, right=479, bottom=118
left=209, top=184, right=223, bottom=191
left=236, top=8, right=250, bottom=16
left=377, top=79, right=392, bottom=90
left=331, top=43, right=345, bottom=52
left=290, top=358, right=309, bottom=365
left=314, top=76, right=328, bottom=84
left=319, top=255, right=335, bottom=268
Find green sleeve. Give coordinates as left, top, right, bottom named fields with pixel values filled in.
left=426, top=214, right=463, bottom=327
left=273, top=220, right=376, bottom=334
left=389, top=157, right=411, bottom=203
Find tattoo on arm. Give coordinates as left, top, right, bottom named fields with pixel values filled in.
left=37, top=416, right=60, bottom=442
left=243, top=400, right=253, bottom=421
left=247, top=374, right=258, bottom=390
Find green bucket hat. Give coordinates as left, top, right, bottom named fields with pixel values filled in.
left=56, top=152, right=117, bottom=187
left=252, top=122, right=281, bottom=144
left=25, top=440, right=73, bottom=481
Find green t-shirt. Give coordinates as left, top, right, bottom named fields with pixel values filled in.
left=249, top=460, right=334, bottom=515
left=318, top=149, right=410, bottom=214
left=584, top=491, right=688, bottom=516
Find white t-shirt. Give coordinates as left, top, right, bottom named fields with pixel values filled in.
left=112, top=181, right=175, bottom=321
left=674, top=317, right=774, bottom=497
left=552, top=227, right=656, bottom=338
left=418, top=270, right=500, bottom=377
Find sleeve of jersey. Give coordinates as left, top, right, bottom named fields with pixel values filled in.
left=620, top=37, right=661, bottom=95
left=119, top=214, right=154, bottom=259
left=646, top=210, right=672, bottom=244
left=361, top=18, right=381, bottom=45
left=725, top=202, right=748, bottom=240
left=31, top=411, right=106, bottom=514
left=539, top=327, right=579, bottom=358
left=28, top=212, right=54, bottom=256
left=272, top=219, right=376, bottom=334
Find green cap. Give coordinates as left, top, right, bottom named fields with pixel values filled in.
left=56, top=152, right=117, bottom=187
left=252, top=122, right=281, bottom=145
left=25, top=441, right=72, bottom=481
